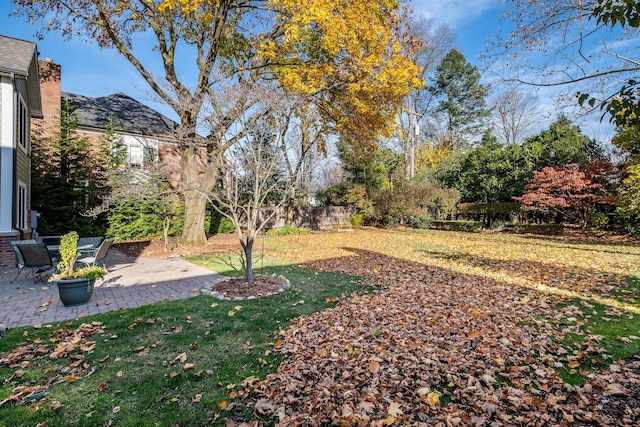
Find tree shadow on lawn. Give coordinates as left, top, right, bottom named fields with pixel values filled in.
left=257, top=247, right=640, bottom=425
left=421, top=249, right=639, bottom=308
left=407, top=226, right=640, bottom=256
left=294, top=246, right=637, bottom=318
left=517, top=233, right=640, bottom=256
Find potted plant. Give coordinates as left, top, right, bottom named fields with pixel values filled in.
left=50, top=231, right=107, bottom=306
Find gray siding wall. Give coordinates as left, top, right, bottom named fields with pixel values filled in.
left=16, top=79, right=30, bottom=189
left=15, top=78, right=28, bottom=106
left=0, top=81, right=3, bottom=165
left=16, top=147, right=29, bottom=188
left=15, top=78, right=31, bottom=211
left=0, top=80, right=3, bottom=128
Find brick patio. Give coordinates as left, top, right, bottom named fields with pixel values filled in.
left=0, top=249, right=225, bottom=328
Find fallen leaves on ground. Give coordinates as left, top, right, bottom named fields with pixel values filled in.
left=251, top=229, right=640, bottom=426
left=0, top=322, right=105, bottom=406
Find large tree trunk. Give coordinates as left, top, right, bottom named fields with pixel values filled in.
left=182, top=192, right=209, bottom=244
left=180, top=145, right=218, bottom=245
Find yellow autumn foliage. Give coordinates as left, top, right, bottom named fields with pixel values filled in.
left=416, top=140, right=454, bottom=170
left=152, top=0, right=421, bottom=146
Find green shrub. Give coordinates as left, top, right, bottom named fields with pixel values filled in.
left=315, top=182, right=351, bottom=206
left=217, top=218, right=236, bottom=234
left=430, top=220, right=482, bottom=232
left=513, top=224, right=564, bottom=235
left=371, top=182, right=461, bottom=228
left=409, top=216, right=431, bottom=229
left=107, top=201, right=167, bottom=240
left=458, top=202, right=521, bottom=216
left=265, top=225, right=311, bottom=236
left=108, top=201, right=233, bottom=240
left=380, top=216, right=400, bottom=229
left=349, top=214, right=364, bottom=227
left=589, top=212, right=610, bottom=230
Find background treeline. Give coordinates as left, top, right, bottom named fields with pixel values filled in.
left=30, top=46, right=640, bottom=240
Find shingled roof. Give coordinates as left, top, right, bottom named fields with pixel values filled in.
left=0, top=34, right=42, bottom=117
left=0, top=34, right=37, bottom=76
left=62, top=92, right=178, bottom=137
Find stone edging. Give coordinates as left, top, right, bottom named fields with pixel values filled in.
left=200, top=274, right=291, bottom=301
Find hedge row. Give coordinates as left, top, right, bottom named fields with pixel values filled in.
left=513, top=224, right=564, bottom=235
left=457, top=202, right=521, bottom=215
left=429, top=220, right=483, bottom=232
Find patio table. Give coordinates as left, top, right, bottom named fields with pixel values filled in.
left=46, top=244, right=93, bottom=263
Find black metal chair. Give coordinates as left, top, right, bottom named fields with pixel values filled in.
left=16, top=244, right=55, bottom=282
left=10, top=240, right=38, bottom=283
left=77, top=236, right=105, bottom=256
left=77, top=237, right=115, bottom=270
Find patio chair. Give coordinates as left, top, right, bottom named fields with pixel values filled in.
left=77, top=237, right=115, bottom=270
left=9, top=240, right=37, bottom=283
left=15, top=244, right=55, bottom=282
left=78, top=236, right=104, bottom=256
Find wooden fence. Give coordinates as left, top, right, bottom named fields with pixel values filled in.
left=259, top=206, right=357, bottom=230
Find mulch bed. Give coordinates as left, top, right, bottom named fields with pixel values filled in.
left=207, top=275, right=288, bottom=299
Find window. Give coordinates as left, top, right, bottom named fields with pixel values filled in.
left=124, top=137, right=159, bottom=168
left=17, top=182, right=27, bottom=230
left=129, top=144, right=144, bottom=167
left=16, top=97, right=28, bottom=150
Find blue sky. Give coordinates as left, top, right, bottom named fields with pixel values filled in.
left=415, top=0, right=504, bottom=60
left=0, top=1, right=614, bottom=142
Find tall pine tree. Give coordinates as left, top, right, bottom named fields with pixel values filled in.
left=429, top=49, right=490, bottom=147
left=31, top=101, right=110, bottom=235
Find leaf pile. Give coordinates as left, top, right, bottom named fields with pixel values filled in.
left=0, top=322, right=105, bottom=406
left=252, top=230, right=640, bottom=425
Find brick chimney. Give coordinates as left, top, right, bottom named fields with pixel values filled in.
left=32, top=58, right=61, bottom=140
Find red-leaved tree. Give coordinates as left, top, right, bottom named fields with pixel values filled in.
left=515, top=162, right=617, bottom=229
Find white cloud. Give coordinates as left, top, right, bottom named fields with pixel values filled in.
left=411, top=0, right=496, bottom=28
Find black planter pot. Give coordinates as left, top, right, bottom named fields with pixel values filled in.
left=56, top=278, right=95, bottom=306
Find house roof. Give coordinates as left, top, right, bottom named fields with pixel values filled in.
left=0, top=34, right=37, bottom=76
left=0, top=34, right=42, bottom=117
left=62, top=92, right=178, bottom=138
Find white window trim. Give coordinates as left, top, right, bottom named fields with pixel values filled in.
left=16, top=94, right=28, bottom=154
left=123, top=135, right=159, bottom=168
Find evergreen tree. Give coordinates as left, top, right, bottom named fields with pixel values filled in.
left=316, top=142, right=401, bottom=213
left=441, top=117, right=605, bottom=205
left=428, top=49, right=490, bottom=146
left=613, top=124, right=640, bottom=234
left=31, top=101, right=110, bottom=235
left=522, top=115, right=603, bottom=171
left=455, top=131, right=529, bottom=203
left=338, top=142, right=401, bottom=195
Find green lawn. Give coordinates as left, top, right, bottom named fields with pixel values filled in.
left=0, top=264, right=367, bottom=427
left=1, top=228, right=639, bottom=426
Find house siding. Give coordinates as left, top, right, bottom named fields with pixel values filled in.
left=15, top=144, right=30, bottom=208
left=0, top=80, right=3, bottom=136
left=14, top=78, right=28, bottom=111
left=0, top=77, right=19, bottom=266
left=15, top=80, right=31, bottom=232
left=0, top=36, right=39, bottom=265
left=0, top=80, right=3, bottom=170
